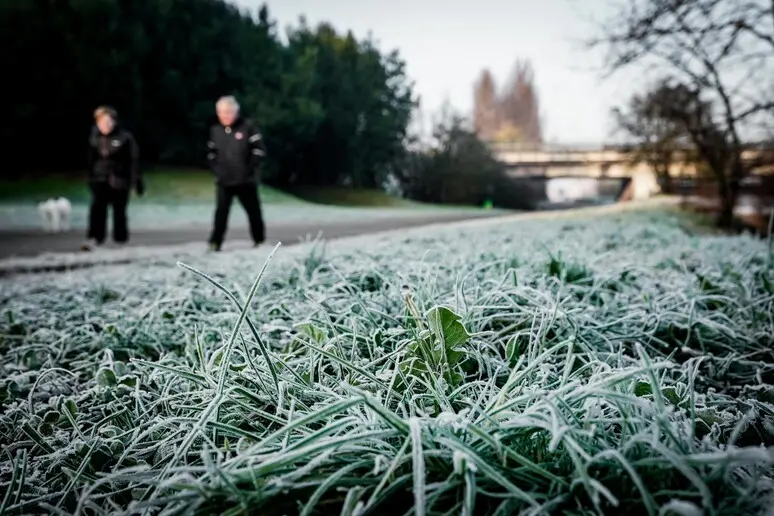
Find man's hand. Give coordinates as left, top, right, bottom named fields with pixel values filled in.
left=136, top=180, right=145, bottom=197
left=247, top=124, right=266, bottom=168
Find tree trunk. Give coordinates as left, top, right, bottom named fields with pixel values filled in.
left=716, top=176, right=739, bottom=229
left=651, top=159, right=674, bottom=195
left=658, top=170, right=674, bottom=194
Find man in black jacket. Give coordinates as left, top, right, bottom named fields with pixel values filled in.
left=83, top=106, right=143, bottom=251
left=207, top=96, right=266, bottom=251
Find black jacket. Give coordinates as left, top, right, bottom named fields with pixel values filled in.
left=207, top=118, right=266, bottom=186
left=88, top=126, right=141, bottom=190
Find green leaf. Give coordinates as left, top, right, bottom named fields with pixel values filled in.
left=113, top=361, right=129, bottom=377
left=96, top=368, right=117, bottom=387
left=634, top=381, right=652, bottom=397
left=43, top=411, right=60, bottom=424
left=547, top=257, right=563, bottom=278
left=661, top=386, right=681, bottom=406
left=565, top=263, right=593, bottom=285
left=422, top=306, right=472, bottom=387
left=23, top=350, right=41, bottom=369
left=449, top=370, right=464, bottom=386
left=99, top=426, right=121, bottom=438
left=119, top=376, right=137, bottom=387
left=696, top=274, right=720, bottom=293
left=8, top=381, right=20, bottom=396
left=447, top=349, right=464, bottom=366
left=757, top=271, right=774, bottom=295
left=63, top=398, right=78, bottom=418
left=90, top=448, right=113, bottom=472
left=425, top=306, right=470, bottom=353
left=696, top=409, right=722, bottom=426
left=109, top=440, right=125, bottom=456
left=294, top=321, right=327, bottom=343
left=99, top=288, right=121, bottom=303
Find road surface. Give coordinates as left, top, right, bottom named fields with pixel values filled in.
left=0, top=211, right=502, bottom=260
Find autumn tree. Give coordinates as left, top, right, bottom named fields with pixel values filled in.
left=498, top=59, right=542, bottom=145
left=473, top=70, right=499, bottom=141
left=593, top=0, right=774, bottom=227
left=472, top=59, right=542, bottom=145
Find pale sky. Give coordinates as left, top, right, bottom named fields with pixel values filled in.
left=237, top=0, right=641, bottom=145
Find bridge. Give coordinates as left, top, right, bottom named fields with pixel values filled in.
left=490, top=143, right=773, bottom=201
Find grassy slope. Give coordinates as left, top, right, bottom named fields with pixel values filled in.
left=288, top=186, right=496, bottom=212
left=0, top=169, right=302, bottom=204
left=0, top=169, right=492, bottom=232
left=288, top=186, right=428, bottom=208
left=0, top=170, right=454, bottom=209
left=0, top=205, right=772, bottom=514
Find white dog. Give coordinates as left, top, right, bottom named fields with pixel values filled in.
left=38, top=197, right=72, bottom=233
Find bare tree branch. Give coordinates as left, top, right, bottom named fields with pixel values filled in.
left=591, top=0, right=774, bottom=227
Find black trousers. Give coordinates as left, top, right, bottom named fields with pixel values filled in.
left=88, top=183, right=130, bottom=244
left=209, top=183, right=266, bottom=247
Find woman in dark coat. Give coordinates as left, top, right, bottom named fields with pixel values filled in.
left=82, top=106, right=144, bottom=250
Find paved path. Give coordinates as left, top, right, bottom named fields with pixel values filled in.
left=0, top=211, right=501, bottom=260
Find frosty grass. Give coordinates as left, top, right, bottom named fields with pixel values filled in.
left=0, top=201, right=483, bottom=232
left=1, top=207, right=773, bottom=515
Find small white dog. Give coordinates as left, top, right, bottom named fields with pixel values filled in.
left=38, top=197, right=72, bottom=233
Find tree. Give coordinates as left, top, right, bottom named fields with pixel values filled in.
left=0, top=1, right=416, bottom=191
left=471, top=60, right=543, bottom=146
left=273, top=22, right=416, bottom=189
left=655, top=81, right=744, bottom=192
left=396, top=102, right=542, bottom=209
left=473, top=69, right=499, bottom=141
left=499, top=59, right=542, bottom=145
left=614, top=80, right=696, bottom=193
left=0, top=0, right=276, bottom=169
left=397, top=102, right=495, bottom=204
left=592, top=0, right=774, bottom=227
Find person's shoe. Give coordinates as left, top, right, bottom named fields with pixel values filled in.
left=208, top=243, right=221, bottom=252
left=80, top=238, right=99, bottom=252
